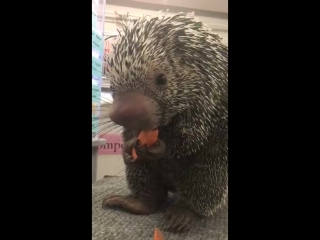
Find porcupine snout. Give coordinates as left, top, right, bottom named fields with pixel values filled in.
left=109, top=92, right=158, bottom=131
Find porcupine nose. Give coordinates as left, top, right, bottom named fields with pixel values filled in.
left=109, top=92, right=149, bottom=130
left=110, top=106, right=142, bottom=125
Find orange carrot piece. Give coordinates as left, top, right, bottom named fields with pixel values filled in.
left=154, top=227, right=165, bottom=240
left=132, top=129, right=159, bottom=159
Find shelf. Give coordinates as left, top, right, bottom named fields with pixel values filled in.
left=92, top=138, right=106, bottom=147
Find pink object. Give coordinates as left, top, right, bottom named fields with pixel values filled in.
left=98, top=134, right=123, bottom=155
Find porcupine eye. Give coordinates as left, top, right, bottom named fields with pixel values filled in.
left=156, top=74, right=167, bottom=85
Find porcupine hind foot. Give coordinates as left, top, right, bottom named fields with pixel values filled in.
left=164, top=160, right=228, bottom=233
left=165, top=204, right=199, bottom=233
left=102, top=155, right=167, bottom=215
left=102, top=195, right=158, bottom=215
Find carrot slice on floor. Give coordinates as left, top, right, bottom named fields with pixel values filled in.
left=154, top=227, right=165, bottom=240
left=132, top=129, right=159, bottom=160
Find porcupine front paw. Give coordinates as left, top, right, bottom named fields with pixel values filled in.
left=123, top=138, right=166, bottom=165
left=165, top=205, right=199, bottom=233
left=122, top=139, right=139, bottom=166
left=134, top=138, right=166, bottom=161
left=102, top=195, right=158, bottom=215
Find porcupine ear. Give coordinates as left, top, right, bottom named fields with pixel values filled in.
left=175, top=28, right=186, bottom=38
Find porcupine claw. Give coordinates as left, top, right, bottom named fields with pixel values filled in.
left=165, top=205, right=198, bottom=233
left=123, top=140, right=138, bottom=166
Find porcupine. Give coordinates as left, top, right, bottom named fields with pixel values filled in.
left=102, top=12, right=228, bottom=233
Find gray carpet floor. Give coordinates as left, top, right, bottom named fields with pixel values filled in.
left=92, top=176, right=228, bottom=240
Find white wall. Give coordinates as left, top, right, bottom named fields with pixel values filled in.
left=131, top=0, right=228, bottom=13
left=104, top=4, right=228, bottom=45
left=97, top=152, right=125, bottom=179
left=97, top=92, right=126, bottom=179
left=96, top=4, right=228, bottom=180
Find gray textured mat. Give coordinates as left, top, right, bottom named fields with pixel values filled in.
left=92, top=176, right=228, bottom=240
